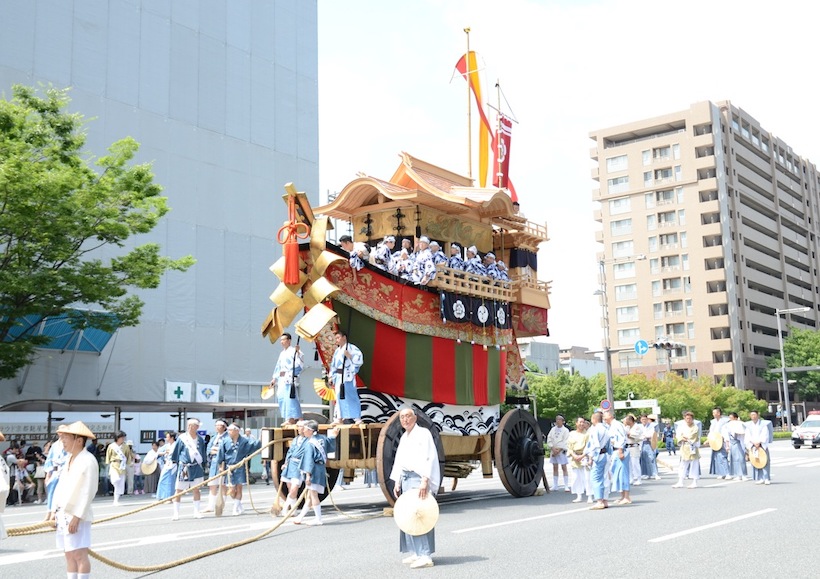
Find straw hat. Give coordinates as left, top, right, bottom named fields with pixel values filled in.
left=0, top=430, right=5, bottom=442
left=140, top=459, right=158, bottom=475
left=393, top=488, right=439, bottom=536
left=749, top=447, right=768, bottom=469
left=62, top=421, right=96, bottom=440
left=707, top=431, right=724, bottom=451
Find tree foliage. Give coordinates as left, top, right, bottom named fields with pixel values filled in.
left=0, top=85, right=195, bottom=378
left=522, top=370, right=766, bottom=425
left=764, top=327, right=820, bottom=400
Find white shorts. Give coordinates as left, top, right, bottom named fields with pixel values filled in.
left=207, top=475, right=227, bottom=487
left=306, top=482, right=325, bottom=494
left=175, top=477, right=204, bottom=491
left=55, top=512, right=91, bottom=552
left=283, top=475, right=304, bottom=487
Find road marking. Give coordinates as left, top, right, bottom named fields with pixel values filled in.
left=648, top=508, right=776, bottom=543
left=453, top=506, right=589, bottom=534
left=796, top=461, right=820, bottom=468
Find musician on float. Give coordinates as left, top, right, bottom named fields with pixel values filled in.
left=447, top=243, right=465, bottom=271
left=411, top=236, right=436, bottom=285
left=484, top=252, right=502, bottom=279
left=373, top=236, right=396, bottom=274
left=339, top=235, right=369, bottom=271
left=464, top=246, right=486, bottom=277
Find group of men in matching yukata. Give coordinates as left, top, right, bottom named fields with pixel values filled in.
left=341, top=234, right=510, bottom=285
left=546, top=406, right=774, bottom=510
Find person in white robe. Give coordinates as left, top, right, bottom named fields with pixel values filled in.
left=546, top=415, right=570, bottom=491
left=411, top=236, right=436, bottom=285
left=708, top=407, right=730, bottom=478
left=624, top=415, right=643, bottom=485
left=726, top=412, right=748, bottom=480
left=390, top=406, right=441, bottom=569
left=604, top=410, right=631, bottom=504
left=329, top=331, right=364, bottom=423
left=673, top=411, right=701, bottom=488
left=53, top=421, right=99, bottom=579
left=566, top=417, right=591, bottom=503
left=745, top=410, right=773, bottom=484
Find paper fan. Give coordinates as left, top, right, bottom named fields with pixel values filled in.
left=313, top=378, right=335, bottom=401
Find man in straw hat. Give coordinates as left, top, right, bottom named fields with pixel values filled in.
left=170, top=418, right=207, bottom=520
left=389, top=406, right=441, bottom=569
left=672, top=411, right=702, bottom=489
left=52, top=421, right=98, bottom=579
left=707, top=407, right=730, bottom=480
left=745, top=410, right=773, bottom=485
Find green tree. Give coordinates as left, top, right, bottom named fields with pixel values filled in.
left=0, top=85, right=195, bottom=378
left=528, top=370, right=597, bottom=421
left=764, top=327, right=820, bottom=399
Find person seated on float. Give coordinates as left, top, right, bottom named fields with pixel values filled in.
left=339, top=235, right=369, bottom=271
left=373, top=236, right=396, bottom=274
left=496, top=260, right=511, bottom=282
left=396, top=248, right=414, bottom=280
left=411, top=236, right=436, bottom=285
left=484, top=252, right=502, bottom=280
left=429, top=241, right=447, bottom=266
left=393, top=238, right=414, bottom=263
left=447, top=243, right=465, bottom=271
left=464, top=245, right=486, bottom=278
left=512, top=200, right=526, bottom=218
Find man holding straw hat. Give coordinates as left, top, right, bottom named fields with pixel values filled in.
left=53, top=421, right=99, bottom=579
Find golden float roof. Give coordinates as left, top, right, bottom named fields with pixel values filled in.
left=314, top=152, right=516, bottom=220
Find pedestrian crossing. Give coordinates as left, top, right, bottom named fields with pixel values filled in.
left=771, top=455, right=820, bottom=469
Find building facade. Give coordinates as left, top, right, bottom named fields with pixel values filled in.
left=0, top=1, right=319, bottom=415
left=590, top=101, right=818, bottom=401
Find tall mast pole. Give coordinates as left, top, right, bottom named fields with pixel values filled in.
left=496, top=79, right=502, bottom=188
left=464, top=27, right=472, bottom=181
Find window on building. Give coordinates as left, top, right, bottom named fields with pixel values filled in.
left=678, top=209, right=686, bottom=225
left=609, top=196, right=631, bottom=214
left=615, top=283, right=637, bottom=301
left=680, top=231, right=687, bottom=248
left=689, top=346, right=696, bottom=362
left=608, top=176, right=629, bottom=194
left=610, top=218, right=633, bottom=236
left=685, top=299, right=693, bottom=316
left=676, top=187, right=684, bottom=203
left=659, top=232, right=678, bottom=248
left=617, top=327, right=641, bottom=345
left=648, top=236, right=658, bottom=252
left=653, top=302, right=663, bottom=320
left=663, top=277, right=682, bottom=292
left=665, top=300, right=684, bottom=315
left=741, top=122, right=750, bottom=139
left=658, top=211, right=676, bottom=227
left=647, top=214, right=657, bottom=231
left=642, top=150, right=651, bottom=166
left=644, top=171, right=653, bottom=187
left=656, top=189, right=675, bottom=204
left=682, top=254, right=689, bottom=270
left=652, top=279, right=661, bottom=296
left=654, top=325, right=664, bottom=339
left=655, top=167, right=673, bottom=181
left=645, top=192, right=655, bottom=209
left=616, top=306, right=639, bottom=323
left=650, top=258, right=660, bottom=275
left=606, top=154, right=628, bottom=172
left=665, top=322, right=685, bottom=337
left=653, top=146, right=671, bottom=160
left=674, top=165, right=682, bottom=181
left=673, top=143, right=681, bottom=160
left=661, top=255, right=681, bottom=270
left=687, top=322, right=695, bottom=339
left=684, top=276, right=692, bottom=293
left=612, top=240, right=634, bottom=258
left=613, top=261, right=636, bottom=279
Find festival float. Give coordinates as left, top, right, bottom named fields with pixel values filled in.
left=261, top=49, right=552, bottom=504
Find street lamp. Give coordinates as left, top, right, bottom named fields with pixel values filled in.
left=776, top=306, right=810, bottom=431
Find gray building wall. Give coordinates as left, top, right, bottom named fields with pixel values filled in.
left=0, top=0, right=319, bottom=407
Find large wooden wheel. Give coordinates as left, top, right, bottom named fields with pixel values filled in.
left=376, top=409, right=445, bottom=506
left=494, top=408, right=545, bottom=497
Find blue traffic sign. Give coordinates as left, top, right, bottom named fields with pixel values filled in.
left=600, top=399, right=611, bottom=411
left=635, top=339, right=649, bottom=356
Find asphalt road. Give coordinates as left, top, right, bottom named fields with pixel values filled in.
left=2, top=440, right=818, bottom=578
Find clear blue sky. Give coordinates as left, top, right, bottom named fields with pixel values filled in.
left=317, top=0, right=820, bottom=350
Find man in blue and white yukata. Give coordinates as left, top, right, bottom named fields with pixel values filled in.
left=708, top=406, right=730, bottom=479
left=43, top=425, right=70, bottom=522
left=427, top=240, right=447, bottom=281
left=292, top=420, right=328, bottom=526
left=639, top=414, right=661, bottom=480
left=447, top=243, right=465, bottom=271
left=464, top=245, right=486, bottom=278
left=411, top=236, right=436, bottom=285
left=390, top=406, right=441, bottom=569
left=278, top=420, right=307, bottom=517
left=201, top=419, right=228, bottom=514
left=339, top=235, right=368, bottom=271
left=373, top=236, right=396, bottom=274
left=484, top=252, right=501, bottom=279
left=271, top=332, right=304, bottom=425
left=171, top=418, right=207, bottom=521
left=216, top=424, right=261, bottom=516
left=745, top=410, right=773, bottom=485
left=726, top=412, right=748, bottom=480
left=604, top=410, right=631, bottom=505
left=586, top=411, right=611, bottom=510
left=330, top=331, right=364, bottom=424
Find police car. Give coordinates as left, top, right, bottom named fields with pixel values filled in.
left=792, top=411, right=820, bottom=449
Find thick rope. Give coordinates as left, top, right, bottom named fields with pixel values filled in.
left=6, top=437, right=287, bottom=537
left=87, top=487, right=307, bottom=573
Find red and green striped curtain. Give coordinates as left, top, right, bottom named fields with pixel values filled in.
left=334, top=301, right=506, bottom=405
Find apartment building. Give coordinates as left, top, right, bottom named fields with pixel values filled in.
left=590, top=101, right=819, bottom=401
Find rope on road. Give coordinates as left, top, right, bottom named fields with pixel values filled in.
left=6, top=438, right=287, bottom=537
left=87, top=487, right=307, bottom=573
